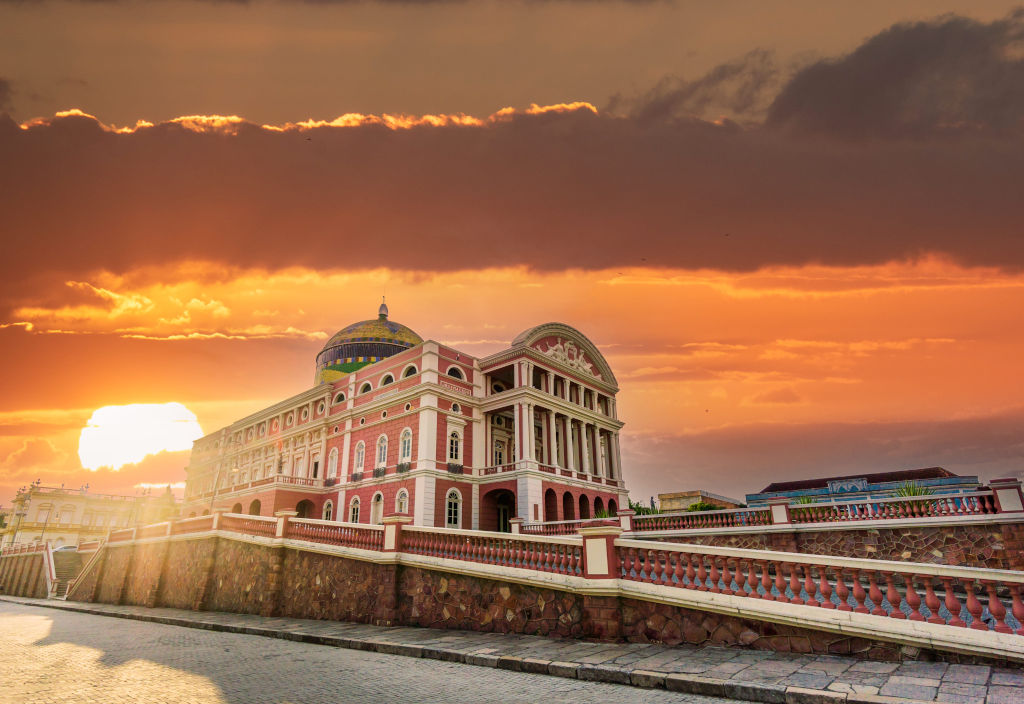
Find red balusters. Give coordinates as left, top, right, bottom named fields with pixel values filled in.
left=696, top=555, right=709, bottom=592
left=834, top=569, right=850, bottom=611
left=760, top=560, right=771, bottom=599
left=819, top=565, right=834, bottom=609
left=674, top=552, right=686, bottom=587
left=789, top=563, right=803, bottom=604
left=904, top=574, right=924, bottom=621
left=1009, top=585, right=1024, bottom=636
left=984, top=581, right=1011, bottom=634
left=774, top=561, right=787, bottom=602
left=942, top=577, right=966, bottom=627
left=885, top=573, right=906, bottom=619
left=803, top=564, right=819, bottom=606
left=709, top=558, right=721, bottom=594
left=850, top=570, right=869, bottom=613
left=966, top=580, right=988, bottom=630
left=867, top=572, right=886, bottom=616
left=720, top=558, right=733, bottom=595
left=923, top=578, right=944, bottom=624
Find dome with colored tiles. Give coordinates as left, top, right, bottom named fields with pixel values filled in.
left=315, top=302, right=423, bottom=383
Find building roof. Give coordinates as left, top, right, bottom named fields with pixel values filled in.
left=314, top=304, right=423, bottom=382
left=758, top=467, right=957, bottom=493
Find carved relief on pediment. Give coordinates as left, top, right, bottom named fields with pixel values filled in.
left=533, top=337, right=602, bottom=380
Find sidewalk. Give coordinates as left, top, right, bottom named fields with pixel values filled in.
left=2, top=596, right=1019, bottom=704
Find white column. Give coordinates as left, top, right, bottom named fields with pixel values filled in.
left=416, top=395, right=438, bottom=470
left=516, top=475, right=543, bottom=522
left=340, top=422, right=352, bottom=481
left=472, top=408, right=485, bottom=472
left=547, top=410, right=557, bottom=466
left=611, top=432, right=622, bottom=480
left=580, top=422, right=591, bottom=473
left=546, top=371, right=554, bottom=395
left=525, top=402, right=536, bottom=462
left=414, top=474, right=436, bottom=527
left=471, top=482, right=480, bottom=530
left=565, top=418, right=576, bottom=471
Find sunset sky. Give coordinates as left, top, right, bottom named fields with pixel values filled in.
left=1, top=1, right=1023, bottom=508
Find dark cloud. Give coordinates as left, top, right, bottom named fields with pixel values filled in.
left=2, top=103, right=1024, bottom=309
left=623, top=409, right=1024, bottom=502
left=611, top=49, right=781, bottom=124
left=0, top=78, right=12, bottom=114
left=767, top=10, right=1024, bottom=137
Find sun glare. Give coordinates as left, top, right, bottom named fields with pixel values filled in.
left=78, top=402, right=204, bottom=471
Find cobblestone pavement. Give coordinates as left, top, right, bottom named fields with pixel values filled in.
left=0, top=601, right=732, bottom=704
left=3, top=598, right=1023, bottom=704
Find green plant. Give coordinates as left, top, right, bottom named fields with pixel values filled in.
left=685, top=501, right=721, bottom=512
left=794, top=496, right=817, bottom=504
left=894, top=481, right=934, bottom=497
left=628, top=498, right=661, bottom=516
left=592, top=509, right=612, bottom=518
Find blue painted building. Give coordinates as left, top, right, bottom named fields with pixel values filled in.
left=745, top=467, right=980, bottom=506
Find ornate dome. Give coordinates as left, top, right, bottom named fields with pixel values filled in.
left=315, top=302, right=423, bottom=383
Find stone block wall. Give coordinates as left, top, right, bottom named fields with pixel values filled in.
left=0, top=553, right=47, bottom=598
left=67, top=552, right=102, bottom=602
left=122, top=542, right=168, bottom=607
left=157, top=539, right=217, bottom=609
left=204, top=538, right=278, bottom=615
left=94, top=545, right=132, bottom=604
left=619, top=598, right=903, bottom=660
left=656, top=521, right=1024, bottom=570
left=396, top=566, right=584, bottom=637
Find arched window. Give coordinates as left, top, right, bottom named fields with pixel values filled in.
left=371, top=492, right=384, bottom=525
left=349, top=497, right=360, bottom=523
left=328, top=447, right=338, bottom=478
left=396, top=489, right=409, bottom=514
left=323, top=501, right=334, bottom=521
left=381, top=374, right=395, bottom=386
left=403, top=365, right=418, bottom=378
left=360, top=382, right=372, bottom=394
left=375, top=434, right=388, bottom=467
left=399, top=428, right=413, bottom=463
left=446, top=489, right=462, bottom=529
left=448, top=431, right=461, bottom=463
left=333, top=392, right=346, bottom=404
left=493, top=440, right=504, bottom=466
left=231, top=503, right=243, bottom=514
left=446, top=366, right=464, bottom=380
left=355, top=441, right=365, bottom=470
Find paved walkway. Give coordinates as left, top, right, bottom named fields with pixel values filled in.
left=2, top=597, right=1021, bottom=704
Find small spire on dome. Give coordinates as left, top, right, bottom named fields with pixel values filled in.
left=378, top=296, right=388, bottom=320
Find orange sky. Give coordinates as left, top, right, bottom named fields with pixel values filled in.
left=1, top=2, right=1023, bottom=508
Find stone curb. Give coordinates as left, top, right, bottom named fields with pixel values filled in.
left=0, top=598, right=938, bottom=704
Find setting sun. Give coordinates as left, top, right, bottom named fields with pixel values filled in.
left=77, top=402, right=204, bottom=471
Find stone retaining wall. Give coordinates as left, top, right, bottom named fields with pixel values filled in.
left=0, top=553, right=47, bottom=598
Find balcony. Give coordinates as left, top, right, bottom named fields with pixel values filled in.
left=446, top=463, right=464, bottom=475
left=372, top=467, right=386, bottom=479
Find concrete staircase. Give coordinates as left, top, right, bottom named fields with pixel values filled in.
left=51, top=552, right=83, bottom=600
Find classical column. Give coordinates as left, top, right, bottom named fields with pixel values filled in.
left=525, top=402, right=536, bottom=462
left=547, top=410, right=557, bottom=466
left=580, top=422, right=591, bottom=473
left=546, top=371, right=555, bottom=395
left=610, top=432, right=622, bottom=480
left=565, top=417, right=576, bottom=471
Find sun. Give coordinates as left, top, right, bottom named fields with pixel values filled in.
left=78, top=402, right=204, bottom=471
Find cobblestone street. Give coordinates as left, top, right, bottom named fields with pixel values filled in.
left=0, top=602, right=734, bottom=704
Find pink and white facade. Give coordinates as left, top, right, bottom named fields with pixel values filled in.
left=183, top=311, right=627, bottom=531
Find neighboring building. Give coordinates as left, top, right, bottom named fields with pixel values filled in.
left=182, top=304, right=628, bottom=530
left=1, top=484, right=179, bottom=548
left=658, top=490, right=743, bottom=512
left=745, top=467, right=980, bottom=506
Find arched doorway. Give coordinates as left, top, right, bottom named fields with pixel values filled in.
left=371, top=493, right=384, bottom=525
left=248, top=499, right=261, bottom=516
left=608, top=498, right=618, bottom=515
left=544, top=488, right=557, bottom=522
left=231, top=502, right=243, bottom=514
left=295, top=500, right=314, bottom=519
left=562, top=491, right=576, bottom=521
left=579, top=494, right=591, bottom=519
left=481, top=489, right=516, bottom=532
left=594, top=496, right=605, bottom=515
